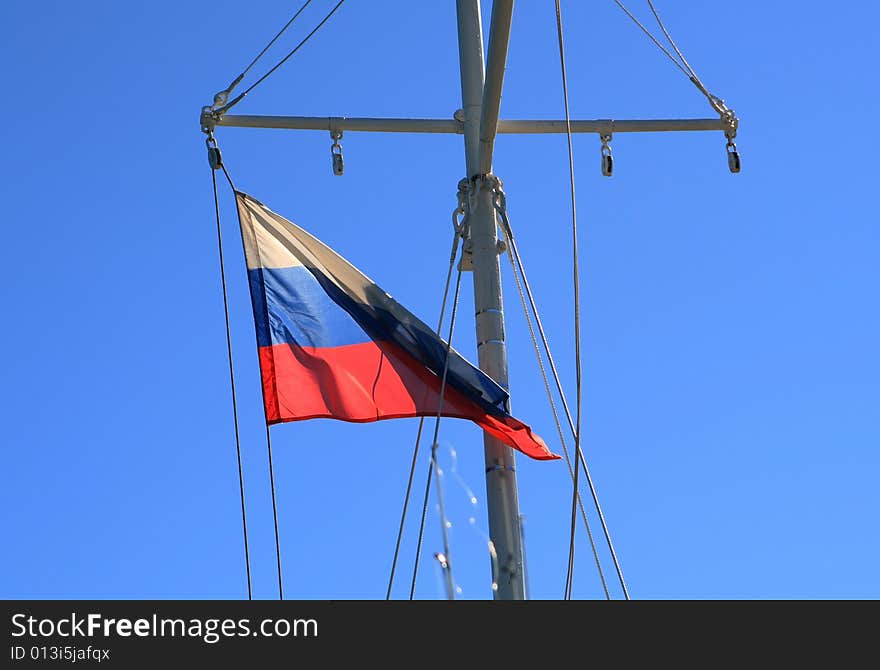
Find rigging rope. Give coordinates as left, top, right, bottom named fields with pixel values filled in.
left=387, top=419, right=427, bottom=598
left=492, top=186, right=609, bottom=600
left=213, top=0, right=316, bottom=108
left=495, top=180, right=632, bottom=600
left=552, top=0, right=629, bottom=600
left=216, top=156, right=286, bottom=600
left=610, top=0, right=736, bottom=125
left=554, top=0, right=583, bottom=602
left=611, top=0, right=689, bottom=76
left=217, top=0, right=347, bottom=115
left=409, top=460, right=434, bottom=599
left=427, top=277, right=465, bottom=600
left=554, top=4, right=631, bottom=599
left=264, top=424, right=285, bottom=600
left=209, top=152, right=252, bottom=600
left=410, top=252, right=466, bottom=600
left=647, top=0, right=697, bottom=78
left=386, top=214, right=465, bottom=599
left=645, top=0, right=731, bottom=119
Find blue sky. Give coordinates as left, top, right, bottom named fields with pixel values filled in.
left=1, top=0, right=877, bottom=600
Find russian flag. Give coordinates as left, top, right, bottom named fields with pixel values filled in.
left=235, top=191, right=558, bottom=461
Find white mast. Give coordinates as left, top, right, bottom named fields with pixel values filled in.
left=455, top=0, right=524, bottom=600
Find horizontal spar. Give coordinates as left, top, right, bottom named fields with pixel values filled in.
left=215, top=115, right=729, bottom=135
left=216, top=116, right=459, bottom=133
left=500, top=118, right=727, bottom=134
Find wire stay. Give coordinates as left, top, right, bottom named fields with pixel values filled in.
left=387, top=213, right=465, bottom=599
left=212, top=148, right=287, bottom=600
left=212, top=0, right=316, bottom=109
left=208, top=139, right=252, bottom=600
left=499, top=181, right=631, bottom=600
left=264, top=424, right=285, bottom=600
left=554, top=0, right=584, bottom=602
left=216, top=0, right=348, bottom=115
left=492, top=183, right=610, bottom=600
left=611, top=0, right=737, bottom=131
left=409, top=264, right=466, bottom=599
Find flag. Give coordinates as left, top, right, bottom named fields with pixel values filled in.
left=234, top=191, right=558, bottom=461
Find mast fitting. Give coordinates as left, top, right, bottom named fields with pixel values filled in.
left=600, top=133, right=614, bottom=177
left=205, top=134, right=223, bottom=170
left=330, top=130, right=344, bottom=176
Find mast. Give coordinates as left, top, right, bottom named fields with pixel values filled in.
left=456, top=0, right=524, bottom=600
left=203, top=0, right=739, bottom=602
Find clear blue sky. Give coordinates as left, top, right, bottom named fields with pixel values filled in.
left=1, top=0, right=877, bottom=600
